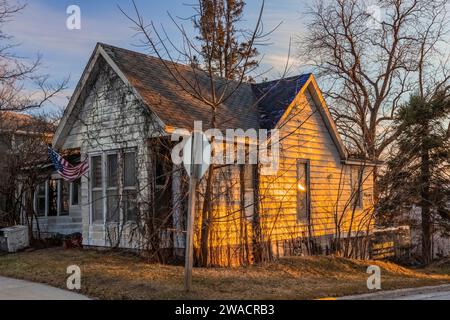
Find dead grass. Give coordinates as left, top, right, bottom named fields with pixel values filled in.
left=0, top=248, right=449, bottom=300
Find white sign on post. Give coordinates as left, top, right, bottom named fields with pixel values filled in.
left=183, top=132, right=211, bottom=179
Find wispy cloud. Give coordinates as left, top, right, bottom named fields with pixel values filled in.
left=3, top=0, right=310, bottom=112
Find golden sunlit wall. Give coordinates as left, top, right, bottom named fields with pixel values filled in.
left=192, top=86, right=375, bottom=266
left=259, top=89, right=375, bottom=250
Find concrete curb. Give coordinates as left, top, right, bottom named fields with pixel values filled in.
left=338, top=284, right=450, bottom=300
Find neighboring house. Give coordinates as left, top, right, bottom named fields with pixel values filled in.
left=0, top=112, right=35, bottom=174
left=406, top=204, right=450, bottom=259
left=383, top=163, right=450, bottom=260
left=34, top=43, right=375, bottom=265
left=0, top=112, right=49, bottom=217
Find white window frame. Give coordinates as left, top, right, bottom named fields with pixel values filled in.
left=89, top=148, right=138, bottom=226
left=34, top=178, right=72, bottom=217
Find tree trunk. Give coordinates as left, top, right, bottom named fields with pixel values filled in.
left=199, top=166, right=214, bottom=267
left=252, top=165, right=263, bottom=263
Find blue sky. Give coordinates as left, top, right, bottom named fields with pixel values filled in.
left=4, top=0, right=309, bottom=111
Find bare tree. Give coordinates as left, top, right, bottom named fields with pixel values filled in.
left=0, top=0, right=67, bottom=233
left=0, top=1, right=68, bottom=116
left=299, top=0, right=449, bottom=196
left=120, top=0, right=278, bottom=267
left=0, top=113, right=55, bottom=239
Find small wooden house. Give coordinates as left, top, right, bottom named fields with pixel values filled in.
left=35, top=43, right=375, bottom=265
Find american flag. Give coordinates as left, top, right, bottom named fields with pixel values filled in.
left=48, top=146, right=89, bottom=182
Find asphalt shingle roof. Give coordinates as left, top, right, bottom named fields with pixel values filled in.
left=100, top=43, right=311, bottom=131
left=252, top=74, right=311, bottom=129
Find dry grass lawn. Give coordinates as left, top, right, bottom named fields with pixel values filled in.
left=0, top=248, right=449, bottom=300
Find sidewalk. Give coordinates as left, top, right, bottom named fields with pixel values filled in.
left=0, top=276, right=90, bottom=300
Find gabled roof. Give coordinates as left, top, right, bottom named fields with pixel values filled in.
left=101, top=44, right=259, bottom=132
left=54, top=43, right=349, bottom=160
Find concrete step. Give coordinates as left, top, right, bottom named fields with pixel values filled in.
left=33, top=222, right=82, bottom=235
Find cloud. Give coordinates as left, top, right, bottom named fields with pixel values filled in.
left=4, top=2, right=133, bottom=58
left=2, top=0, right=310, bottom=112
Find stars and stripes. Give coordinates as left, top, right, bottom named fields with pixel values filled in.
left=48, top=146, right=89, bottom=182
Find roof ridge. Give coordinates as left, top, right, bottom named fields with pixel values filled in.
left=253, top=73, right=312, bottom=87
left=98, top=42, right=196, bottom=73
left=98, top=42, right=310, bottom=86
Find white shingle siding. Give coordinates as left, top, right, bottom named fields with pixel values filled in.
left=63, top=64, right=156, bottom=248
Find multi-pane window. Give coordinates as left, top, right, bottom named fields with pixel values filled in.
left=60, top=180, right=70, bottom=216
left=107, top=154, right=119, bottom=187
left=91, top=155, right=103, bottom=223
left=34, top=180, right=80, bottom=217
left=124, top=152, right=136, bottom=187
left=90, top=150, right=138, bottom=224
left=123, top=151, right=137, bottom=222
left=350, top=166, right=363, bottom=209
left=36, top=183, right=46, bottom=217
left=297, top=160, right=311, bottom=222
left=92, top=156, right=103, bottom=188
left=48, top=180, right=58, bottom=217
left=107, top=154, right=119, bottom=222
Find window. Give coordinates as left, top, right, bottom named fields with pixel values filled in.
left=34, top=180, right=74, bottom=217
left=91, top=155, right=103, bottom=223
left=36, top=183, right=46, bottom=217
left=297, top=160, right=311, bottom=222
left=60, top=180, right=70, bottom=216
left=48, top=180, right=58, bottom=216
left=124, top=152, right=136, bottom=187
left=92, top=156, right=103, bottom=188
left=107, top=154, right=119, bottom=222
left=107, top=154, right=119, bottom=187
left=89, top=150, right=138, bottom=224
left=71, top=179, right=81, bottom=206
left=123, top=151, right=137, bottom=222
left=350, top=166, right=363, bottom=209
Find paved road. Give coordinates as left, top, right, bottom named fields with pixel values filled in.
left=340, top=284, right=450, bottom=300
left=0, top=276, right=90, bottom=300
